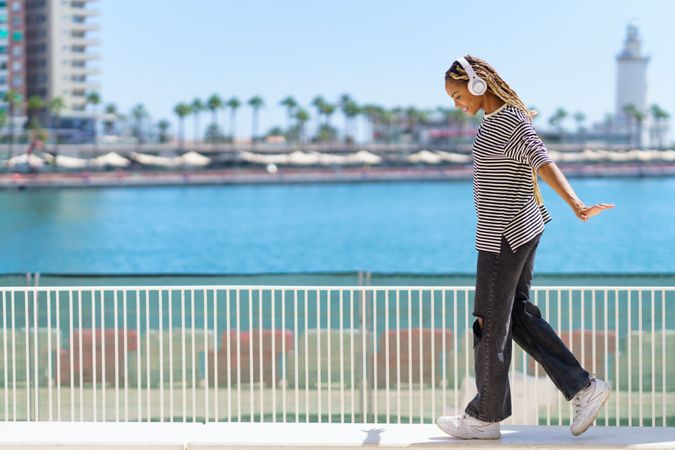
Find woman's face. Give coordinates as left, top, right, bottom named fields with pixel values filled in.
left=445, top=78, right=482, bottom=116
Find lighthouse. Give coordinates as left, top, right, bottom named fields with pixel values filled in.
left=616, top=22, right=650, bottom=146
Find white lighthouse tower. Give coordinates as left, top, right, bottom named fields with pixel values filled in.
left=616, top=21, right=650, bottom=147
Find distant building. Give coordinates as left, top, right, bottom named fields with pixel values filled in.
left=615, top=21, right=650, bottom=146
left=25, top=0, right=101, bottom=141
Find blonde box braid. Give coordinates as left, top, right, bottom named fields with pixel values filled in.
left=445, top=55, right=545, bottom=207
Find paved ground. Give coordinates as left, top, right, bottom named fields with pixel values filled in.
left=0, top=422, right=674, bottom=448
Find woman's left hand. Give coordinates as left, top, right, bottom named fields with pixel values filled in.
left=575, top=203, right=615, bottom=222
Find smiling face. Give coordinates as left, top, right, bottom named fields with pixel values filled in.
left=444, top=78, right=483, bottom=116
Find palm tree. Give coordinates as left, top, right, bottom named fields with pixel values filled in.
left=173, top=102, right=191, bottom=150
left=339, top=94, right=352, bottom=138
left=206, top=93, right=222, bottom=145
left=103, top=103, right=118, bottom=135
left=623, top=104, right=645, bottom=148
left=341, top=98, right=360, bottom=146
left=311, top=96, right=326, bottom=140
left=573, top=111, right=587, bottom=145
left=319, top=101, right=336, bottom=142
left=4, top=90, right=23, bottom=159
left=361, top=104, right=384, bottom=143
left=49, top=96, right=65, bottom=168
left=247, top=96, right=264, bottom=145
left=157, top=119, right=170, bottom=143
left=279, top=96, right=298, bottom=141
left=26, top=96, right=45, bottom=157
left=573, top=111, right=586, bottom=132
left=191, top=98, right=204, bottom=148
left=225, top=97, right=241, bottom=144
left=650, top=104, right=670, bottom=149
left=0, top=110, right=7, bottom=147
left=86, top=92, right=101, bottom=155
left=295, top=108, right=310, bottom=147
left=548, top=107, right=568, bottom=134
left=131, top=103, right=148, bottom=150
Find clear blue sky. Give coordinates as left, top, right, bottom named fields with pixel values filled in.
left=100, top=0, right=675, bottom=141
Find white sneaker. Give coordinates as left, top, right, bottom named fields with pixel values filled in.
left=436, top=413, right=501, bottom=440
left=570, top=377, right=611, bottom=436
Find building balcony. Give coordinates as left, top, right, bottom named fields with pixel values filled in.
left=67, top=82, right=100, bottom=94
left=70, top=52, right=101, bottom=61
left=69, top=37, right=101, bottom=46
left=70, top=66, right=101, bottom=76
left=69, top=7, right=101, bottom=17
left=70, top=22, right=101, bottom=33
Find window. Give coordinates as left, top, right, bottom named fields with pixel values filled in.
left=0, top=76, right=6, bottom=84
left=12, top=1, right=21, bottom=12
left=0, top=29, right=7, bottom=39
left=0, top=61, right=6, bottom=70
left=12, top=77, right=21, bottom=86
left=11, top=31, right=22, bottom=42
left=0, top=15, right=7, bottom=24
left=12, top=61, right=20, bottom=71
left=11, top=45, right=21, bottom=56
left=11, top=17, right=20, bottom=28
left=0, top=46, right=6, bottom=54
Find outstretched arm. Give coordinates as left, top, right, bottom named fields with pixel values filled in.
left=537, top=162, right=615, bottom=221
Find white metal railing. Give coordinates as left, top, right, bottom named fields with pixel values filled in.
left=0, top=286, right=673, bottom=426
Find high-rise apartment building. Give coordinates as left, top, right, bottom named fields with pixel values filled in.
left=25, top=0, right=100, bottom=124
left=0, top=0, right=28, bottom=114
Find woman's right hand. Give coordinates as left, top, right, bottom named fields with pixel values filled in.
left=574, top=202, right=615, bottom=222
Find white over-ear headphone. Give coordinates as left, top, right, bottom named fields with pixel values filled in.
left=457, top=57, right=487, bottom=96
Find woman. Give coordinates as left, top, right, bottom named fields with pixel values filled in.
left=436, top=55, right=615, bottom=439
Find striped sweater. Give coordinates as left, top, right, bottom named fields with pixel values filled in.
left=472, top=104, right=554, bottom=253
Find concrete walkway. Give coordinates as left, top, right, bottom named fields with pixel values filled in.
left=1, top=422, right=674, bottom=449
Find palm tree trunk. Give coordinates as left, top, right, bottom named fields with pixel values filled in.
left=54, top=114, right=60, bottom=171
left=8, top=106, right=14, bottom=160
left=230, top=111, right=236, bottom=145
left=252, top=109, right=258, bottom=148
left=179, top=118, right=185, bottom=151
left=193, top=115, right=200, bottom=150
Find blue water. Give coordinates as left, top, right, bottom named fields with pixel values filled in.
left=0, top=177, right=674, bottom=274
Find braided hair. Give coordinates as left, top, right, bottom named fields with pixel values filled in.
left=445, top=55, right=545, bottom=206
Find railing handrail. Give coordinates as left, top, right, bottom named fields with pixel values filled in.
left=1, top=285, right=673, bottom=292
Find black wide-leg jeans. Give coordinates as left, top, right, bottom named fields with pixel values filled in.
left=464, top=231, right=591, bottom=422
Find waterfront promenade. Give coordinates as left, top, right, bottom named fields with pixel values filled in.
left=2, top=162, right=675, bottom=189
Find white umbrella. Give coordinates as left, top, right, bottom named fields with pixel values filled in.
left=287, top=150, right=320, bottom=165
left=92, top=152, right=131, bottom=168
left=581, top=149, right=606, bottom=162
left=660, top=150, right=675, bottom=161
left=435, top=151, right=472, bottom=163
left=239, top=151, right=290, bottom=165
left=314, top=152, right=350, bottom=165
left=131, top=152, right=179, bottom=168
left=346, top=150, right=382, bottom=165
left=606, top=151, right=633, bottom=162
left=407, top=150, right=443, bottom=164
left=178, top=151, right=211, bottom=167
left=42, top=153, right=88, bottom=169
left=556, top=152, right=586, bottom=162
left=3, top=153, right=46, bottom=168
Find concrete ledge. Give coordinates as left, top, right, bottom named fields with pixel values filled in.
left=0, top=422, right=674, bottom=449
